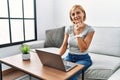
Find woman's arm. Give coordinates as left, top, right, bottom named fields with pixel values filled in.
left=59, top=33, right=69, bottom=56
left=77, top=31, right=95, bottom=52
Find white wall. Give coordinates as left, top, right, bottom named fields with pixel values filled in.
left=37, top=0, right=54, bottom=40
left=54, top=0, right=120, bottom=27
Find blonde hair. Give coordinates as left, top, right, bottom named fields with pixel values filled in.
left=69, top=4, right=86, bottom=23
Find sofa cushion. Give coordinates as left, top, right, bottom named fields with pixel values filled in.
left=88, top=27, right=120, bottom=57
left=44, top=26, right=65, bottom=48
left=85, top=53, right=120, bottom=79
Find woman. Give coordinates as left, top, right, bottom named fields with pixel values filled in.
left=59, top=4, right=95, bottom=80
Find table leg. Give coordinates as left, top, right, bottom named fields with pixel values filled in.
left=0, top=62, right=2, bottom=80
left=82, top=69, right=84, bottom=80
left=29, top=74, right=31, bottom=80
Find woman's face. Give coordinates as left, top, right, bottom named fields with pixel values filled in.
left=70, top=7, right=84, bottom=24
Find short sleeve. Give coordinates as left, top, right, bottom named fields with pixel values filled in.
left=65, top=26, right=73, bottom=34
left=88, top=26, right=95, bottom=33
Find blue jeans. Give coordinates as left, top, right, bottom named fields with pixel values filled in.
left=64, top=53, right=92, bottom=80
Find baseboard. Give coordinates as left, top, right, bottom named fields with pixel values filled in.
left=2, top=68, right=17, bottom=76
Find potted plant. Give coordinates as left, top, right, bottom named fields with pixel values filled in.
left=20, top=44, right=30, bottom=60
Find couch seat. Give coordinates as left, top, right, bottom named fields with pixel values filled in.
left=85, top=53, right=120, bottom=80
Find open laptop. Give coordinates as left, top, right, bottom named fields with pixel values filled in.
left=36, top=49, right=77, bottom=72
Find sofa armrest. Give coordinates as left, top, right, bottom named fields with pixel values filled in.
left=23, top=40, right=45, bottom=49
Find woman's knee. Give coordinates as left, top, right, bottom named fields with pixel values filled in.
left=76, top=60, right=92, bottom=70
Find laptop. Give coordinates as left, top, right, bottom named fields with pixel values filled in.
left=36, top=49, right=77, bottom=72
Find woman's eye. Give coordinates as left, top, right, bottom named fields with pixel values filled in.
left=76, top=11, right=80, bottom=14
left=71, top=11, right=80, bottom=16
left=72, top=13, right=75, bottom=16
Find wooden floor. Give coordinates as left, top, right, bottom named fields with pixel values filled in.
left=3, top=70, right=26, bottom=80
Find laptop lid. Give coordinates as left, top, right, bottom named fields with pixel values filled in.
left=36, top=49, right=77, bottom=72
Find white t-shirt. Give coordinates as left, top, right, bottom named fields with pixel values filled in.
left=65, top=24, right=95, bottom=55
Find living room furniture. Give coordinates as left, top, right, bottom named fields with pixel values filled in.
left=23, top=26, right=120, bottom=80
left=108, top=67, right=120, bottom=80
left=0, top=52, right=85, bottom=80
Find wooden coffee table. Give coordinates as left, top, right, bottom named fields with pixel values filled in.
left=0, top=52, right=84, bottom=80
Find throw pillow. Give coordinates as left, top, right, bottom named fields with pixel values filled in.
left=44, top=26, right=65, bottom=48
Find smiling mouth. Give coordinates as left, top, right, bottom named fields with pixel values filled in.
left=75, top=17, right=81, bottom=20
left=75, top=19, right=80, bottom=22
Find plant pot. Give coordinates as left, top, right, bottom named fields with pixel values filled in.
left=22, top=53, right=30, bottom=60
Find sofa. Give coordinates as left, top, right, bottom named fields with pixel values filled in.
left=24, top=26, right=120, bottom=80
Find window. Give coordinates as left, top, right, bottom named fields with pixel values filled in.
left=0, top=0, right=37, bottom=48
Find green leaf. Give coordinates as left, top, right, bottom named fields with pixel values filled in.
left=20, top=44, right=30, bottom=54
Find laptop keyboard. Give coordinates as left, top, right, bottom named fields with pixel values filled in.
left=65, top=65, right=71, bottom=70
left=63, top=60, right=77, bottom=71
left=63, top=60, right=75, bottom=69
